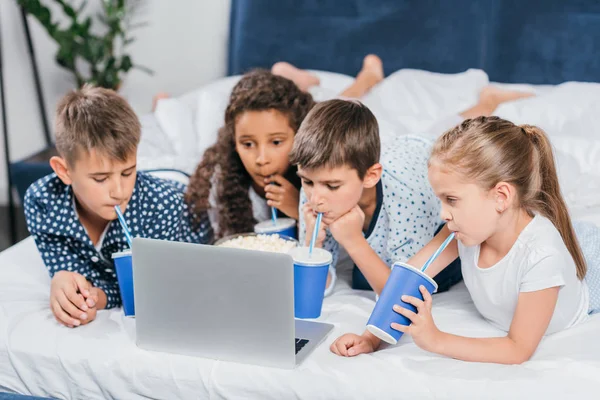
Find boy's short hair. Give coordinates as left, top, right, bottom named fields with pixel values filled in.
left=54, top=84, right=141, bottom=166
left=289, top=99, right=380, bottom=179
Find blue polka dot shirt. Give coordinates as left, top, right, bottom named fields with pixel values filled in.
left=24, top=171, right=213, bottom=309
left=299, top=135, right=441, bottom=295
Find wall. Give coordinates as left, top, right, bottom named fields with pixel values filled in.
left=0, top=0, right=231, bottom=204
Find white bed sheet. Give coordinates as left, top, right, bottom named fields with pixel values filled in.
left=3, top=70, right=600, bottom=398
left=1, top=234, right=600, bottom=399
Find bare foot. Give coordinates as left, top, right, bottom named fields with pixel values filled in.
left=460, top=86, right=535, bottom=118
left=356, top=54, right=384, bottom=89
left=271, top=62, right=320, bottom=92
left=479, top=86, right=534, bottom=108
left=339, top=54, right=385, bottom=98
left=152, top=92, right=170, bottom=112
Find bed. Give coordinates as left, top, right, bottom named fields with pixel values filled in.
left=2, top=0, right=600, bottom=398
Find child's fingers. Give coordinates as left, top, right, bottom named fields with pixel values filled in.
left=393, top=304, right=417, bottom=321
left=51, top=299, right=81, bottom=327
left=390, top=322, right=409, bottom=333
left=53, top=313, right=71, bottom=328
left=347, top=340, right=372, bottom=356
left=73, top=274, right=91, bottom=298
left=64, top=285, right=88, bottom=311
left=86, top=297, right=96, bottom=308
left=333, top=340, right=350, bottom=357
left=86, top=289, right=99, bottom=308
left=53, top=312, right=74, bottom=329
left=265, top=192, right=282, bottom=201
left=266, top=200, right=280, bottom=208
left=57, top=291, right=88, bottom=321
left=264, top=185, right=285, bottom=194
left=401, top=295, right=425, bottom=313
left=329, top=340, right=343, bottom=356
left=79, top=307, right=98, bottom=326
left=420, top=285, right=433, bottom=309
left=266, top=174, right=291, bottom=187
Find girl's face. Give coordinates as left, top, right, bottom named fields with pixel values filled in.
left=428, top=162, right=501, bottom=247
left=234, top=109, right=295, bottom=190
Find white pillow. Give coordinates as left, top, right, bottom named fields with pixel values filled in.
left=495, top=82, right=600, bottom=174
left=154, top=97, right=197, bottom=164
left=194, top=75, right=242, bottom=160
left=494, top=82, right=600, bottom=209
left=145, top=169, right=190, bottom=186
left=362, top=68, right=490, bottom=135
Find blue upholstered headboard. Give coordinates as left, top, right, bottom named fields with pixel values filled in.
left=228, top=0, right=600, bottom=84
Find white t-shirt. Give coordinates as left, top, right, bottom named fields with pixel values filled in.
left=458, top=215, right=589, bottom=335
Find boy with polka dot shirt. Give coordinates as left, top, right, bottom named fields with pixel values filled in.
left=290, top=99, right=462, bottom=296
left=24, top=86, right=212, bottom=328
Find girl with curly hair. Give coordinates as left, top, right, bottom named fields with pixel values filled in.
left=185, top=56, right=386, bottom=238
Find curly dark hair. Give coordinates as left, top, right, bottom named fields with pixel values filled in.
left=186, top=69, right=316, bottom=238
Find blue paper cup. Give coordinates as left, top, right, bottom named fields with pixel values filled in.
left=254, top=218, right=297, bottom=240
left=112, top=250, right=135, bottom=317
left=289, top=247, right=332, bottom=319
left=366, top=262, right=438, bottom=344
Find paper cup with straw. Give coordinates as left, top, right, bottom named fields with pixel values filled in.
left=289, top=246, right=331, bottom=319
left=287, top=212, right=331, bottom=318
left=366, top=232, right=455, bottom=344
left=113, top=206, right=135, bottom=316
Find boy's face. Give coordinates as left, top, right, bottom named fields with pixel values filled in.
left=234, top=109, right=295, bottom=190
left=51, top=149, right=137, bottom=222
left=298, top=164, right=377, bottom=225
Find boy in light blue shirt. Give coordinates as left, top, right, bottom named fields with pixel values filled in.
left=290, top=99, right=461, bottom=295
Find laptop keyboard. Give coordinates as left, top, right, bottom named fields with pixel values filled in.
left=295, top=338, right=309, bottom=354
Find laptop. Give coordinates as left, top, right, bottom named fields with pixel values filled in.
left=131, top=237, right=334, bottom=369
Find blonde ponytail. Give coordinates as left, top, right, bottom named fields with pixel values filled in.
left=520, top=125, right=587, bottom=279
left=431, top=117, right=587, bottom=280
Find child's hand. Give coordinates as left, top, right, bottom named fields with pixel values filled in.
left=50, top=271, right=93, bottom=328
left=391, top=285, right=441, bottom=353
left=72, top=287, right=107, bottom=325
left=88, top=286, right=108, bottom=311
left=330, top=333, right=379, bottom=357
left=302, top=203, right=327, bottom=247
left=265, top=175, right=300, bottom=220
left=328, top=205, right=365, bottom=247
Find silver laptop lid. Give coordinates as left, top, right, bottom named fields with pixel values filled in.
left=132, top=237, right=296, bottom=368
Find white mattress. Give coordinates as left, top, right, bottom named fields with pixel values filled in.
left=1, top=236, right=600, bottom=399
left=3, top=70, right=600, bottom=398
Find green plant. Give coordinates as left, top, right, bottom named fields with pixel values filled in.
left=17, top=0, right=152, bottom=90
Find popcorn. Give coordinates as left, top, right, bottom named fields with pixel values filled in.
left=216, top=233, right=297, bottom=254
